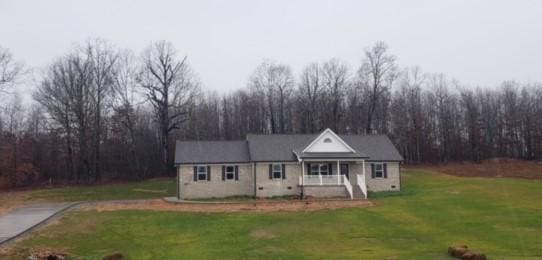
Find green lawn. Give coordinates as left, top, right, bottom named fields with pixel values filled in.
left=5, top=170, right=542, bottom=259
left=26, top=178, right=176, bottom=202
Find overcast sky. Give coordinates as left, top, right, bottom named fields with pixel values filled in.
left=1, top=0, right=541, bottom=93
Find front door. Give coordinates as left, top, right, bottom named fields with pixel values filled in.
left=340, top=163, right=349, bottom=179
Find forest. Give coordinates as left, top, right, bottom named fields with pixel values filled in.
left=0, top=40, right=541, bottom=188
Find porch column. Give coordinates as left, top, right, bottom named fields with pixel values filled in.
left=362, top=159, right=366, bottom=177
left=301, top=160, right=305, bottom=199
left=337, top=160, right=340, bottom=184
left=301, top=160, right=305, bottom=186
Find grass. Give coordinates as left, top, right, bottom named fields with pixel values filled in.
left=0, top=178, right=175, bottom=216
left=0, top=178, right=176, bottom=213
left=27, top=178, right=176, bottom=202
left=4, top=170, right=542, bottom=259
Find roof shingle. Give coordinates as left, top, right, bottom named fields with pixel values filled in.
left=175, top=133, right=403, bottom=164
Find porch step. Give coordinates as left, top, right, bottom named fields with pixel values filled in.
left=352, top=185, right=366, bottom=199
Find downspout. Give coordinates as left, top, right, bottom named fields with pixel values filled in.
left=253, top=163, right=257, bottom=198
left=176, top=166, right=180, bottom=200
left=301, top=160, right=304, bottom=200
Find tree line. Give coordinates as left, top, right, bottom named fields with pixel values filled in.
left=0, top=40, right=541, bottom=187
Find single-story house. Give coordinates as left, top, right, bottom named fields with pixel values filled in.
left=174, top=128, right=403, bottom=200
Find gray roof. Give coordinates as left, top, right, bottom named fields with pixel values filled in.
left=175, top=140, right=250, bottom=164
left=340, top=135, right=403, bottom=161
left=175, top=134, right=403, bottom=164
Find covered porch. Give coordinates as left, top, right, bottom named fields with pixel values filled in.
left=292, top=128, right=370, bottom=199
left=297, top=159, right=368, bottom=199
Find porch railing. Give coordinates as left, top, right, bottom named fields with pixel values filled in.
left=357, top=174, right=367, bottom=199
left=343, top=175, right=353, bottom=200
left=300, top=174, right=346, bottom=186
left=299, top=174, right=354, bottom=200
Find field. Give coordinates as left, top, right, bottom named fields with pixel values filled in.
left=0, top=178, right=176, bottom=215
left=2, top=168, right=542, bottom=259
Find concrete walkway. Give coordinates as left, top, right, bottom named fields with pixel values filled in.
left=0, top=202, right=77, bottom=245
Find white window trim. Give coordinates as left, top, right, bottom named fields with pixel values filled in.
left=196, top=165, right=208, bottom=181
left=309, top=163, right=329, bottom=176
left=225, top=165, right=235, bottom=180
left=374, top=163, right=384, bottom=179
left=272, top=164, right=283, bottom=180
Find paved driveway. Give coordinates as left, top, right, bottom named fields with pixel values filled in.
left=0, top=203, right=77, bottom=244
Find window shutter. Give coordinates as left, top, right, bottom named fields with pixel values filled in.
left=328, top=163, right=333, bottom=175
left=281, top=164, right=286, bottom=179
left=371, top=164, right=375, bottom=178
left=235, top=165, right=239, bottom=180
left=307, top=163, right=311, bottom=175
left=207, top=166, right=211, bottom=181
left=193, top=166, right=197, bottom=182
left=383, top=163, right=388, bottom=178
left=269, top=164, right=272, bottom=179
left=222, top=166, right=225, bottom=181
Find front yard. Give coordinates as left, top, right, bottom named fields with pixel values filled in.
left=2, top=169, right=542, bottom=259
left=0, top=178, right=176, bottom=215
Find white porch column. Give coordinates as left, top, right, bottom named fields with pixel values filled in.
left=319, top=174, right=323, bottom=185
left=337, top=160, right=340, bottom=184
left=301, top=160, right=305, bottom=186
left=362, top=159, right=366, bottom=177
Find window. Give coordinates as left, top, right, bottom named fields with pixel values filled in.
left=374, top=163, right=384, bottom=178
left=323, top=137, right=332, bottom=143
left=272, top=164, right=282, bottom=179
left=309, top=163, right=329, bottom=176
left=197, top=166, right=208, bottom=181
left=225, top=166, right=235, bottom=180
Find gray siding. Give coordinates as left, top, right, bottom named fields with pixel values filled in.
left=254, top=163, right=301, bottom=197
left=350, top=161, right=400, bottom=192
left=178, top=164, right=254, bottom=199
left=177, top=161, right=400, bottom=199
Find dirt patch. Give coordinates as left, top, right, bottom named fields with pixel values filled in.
left=79, top=199, right=372, bottom=213
left=409, top=158, right=542, bottom=179
left=250, top=229, right=276, bottom=239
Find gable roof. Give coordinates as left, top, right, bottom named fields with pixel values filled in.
left=175, top=133, right=403, bottom=164
left=302, top=128, right=356, bottom=153
left=175, top=140, right=250, bottom=164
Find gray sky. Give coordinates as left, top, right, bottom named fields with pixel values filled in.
left=1, top=0, right=541, bottom=93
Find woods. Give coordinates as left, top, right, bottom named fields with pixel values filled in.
left=0, top=40, right=541, bottom=188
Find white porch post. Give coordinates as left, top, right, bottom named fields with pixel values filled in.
left=301, top=160, right=305, bottom=186
left=319, top=173, right=323, bottom=185
left=337, top=160, right=340, bottom=184
left=362, top=159, right=366, bottom=177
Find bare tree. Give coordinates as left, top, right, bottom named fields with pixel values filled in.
left=138, top=41, right=199, bottom=172
left=0, top=46, right=23, bottom=93
left=298, top=63, right=323, bottom=133
left=83, top=39, right=118, bottom=181
left=357, top=42, right=398, bottom=134
left=249, top=61, right=294, bottom=134
left=322, top=58, right=349, bottom=132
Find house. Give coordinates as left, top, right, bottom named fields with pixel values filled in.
left=174, top=128, right=403, bottom=200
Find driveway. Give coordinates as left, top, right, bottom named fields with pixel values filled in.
left=0, top=202, right=77, bottom=244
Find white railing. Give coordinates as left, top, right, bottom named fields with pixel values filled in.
left=300, top=174, right=346, bottom=186
left=299, top=175, right=354, bottom=200
left=343, top=175, right=353, bottom=200
left=357, top=174, right=367, bottom=199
